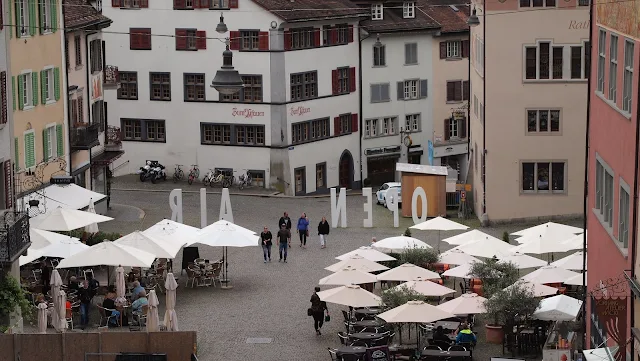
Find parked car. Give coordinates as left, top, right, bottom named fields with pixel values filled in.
left=376, top=182, right=402, bottom=208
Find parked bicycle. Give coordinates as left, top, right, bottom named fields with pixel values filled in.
left=188, top=164, right=200, bottom=185
left=209, top=170, right=227, bottom=188
left=235, top=170, right=253, bottom=190
left=202, top=169, right=216, bottom=187
left=173, top=164, right=185, bottom=183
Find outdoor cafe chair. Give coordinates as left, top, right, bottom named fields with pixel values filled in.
left=448, top=345, right=466, bottom=351
left=424, top=345, right=442, bottom=351
left=337, top=331, right=349, bottom=345
left=350, top=340, right=369, bottom=347
left=133, top=304, right=149, bottom=327
left=327, top=347, right=338, bottom=361
left=97, top=305, right=119, bottom=327
left=185, top=268, right=200, bottom=288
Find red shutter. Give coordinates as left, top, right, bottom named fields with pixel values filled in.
left=229, top=31, right=240, bottom=50
left=196, top=30, right=207, bottom=49
left=129, top=31, right=138, bottom=49
left=313, top=29, right=320, bottom=47
left=139, top=0, right=148, bottom=7
left=173, top=0, right=186, bottom=9
left=143, top=29, right=152, bottom=49
left=331, top=70, right=338, bottom=95
left=175, top=29, right=187, bottom=50
left=349, top=67, right=356, bottom=92
left=334, top=117, right=341, bottom=136
left=284, top=30, right=292, bottom=51
left=462, top=40, right=470, bottom=58
left=4, top=160, right=12, bottom=209
left=258, top=31, right=269, bottom=50
left=0, top=72, right=6, bottom=125
left=330, top=28, right=338, bottom=44
left=439, top=41, right=446, bottom=59
left=351, top=114, right=358, bottom=132
left=444, top=118, right=451, bottom=140
left=229, top=0, right=238, bottom=8
left=347, top=25, right=354, bottom=43
left=112, top=0, right=121, bottom=6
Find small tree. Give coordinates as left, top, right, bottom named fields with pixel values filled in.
left=403, top=228, right=412, bottom=237
left=381, top=285, right=425, bottom=309
left=502, top=231, right=510, bottom=243
left=468, top=258, right=519, bottom=298
left=484, top=283, right=539, bottom=327
left=0, top=274, right=33, bottom=332
left=400, top=247, right=439, bottom=269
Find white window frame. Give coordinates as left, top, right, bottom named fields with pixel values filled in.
left=622, top=39, right=634, bottom=113
left=618, top=178, right=630, bottom=249
left=403, top=79, right=418, bottom=100
left=403, top=1, right=415, bottom=18
left=594, top=154, right=614, bottom=233
left=365, top=119, right=378, bottom=138
left=371, top=4, right=383, bottom=20
left=449, top=118, right=459, bottom=138
left=520, top=161, right=567, bottom=194
left=21, top=70, right=33, bottom=109
left=382, top=117, right=396, bottom=135
left=44, top=123, right=57, bottom=161
left=405, top=114, right=420, bottom=132
left=597, top=29, right=606, bottom=93
left=17, top=0, right=29, bottom=37
left=42, top=0, right=52, bottom=33
left=44, top=66, right=55, bottom=104
left=609, top=34, right=618, bottom=102
left=447, top=41, right=461, bottom=58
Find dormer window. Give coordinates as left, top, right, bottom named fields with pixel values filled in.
left=403, top=2, right=415, bottom=18
left=371, top=4, right=384, bottom=20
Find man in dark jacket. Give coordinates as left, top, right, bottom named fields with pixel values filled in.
left=78, top=280, right=93, bottom=329
left=277, top=224, right=291, bottom=263
left=318, top=217, right=330, bottom=249
left=278, top=212, right=292, bottom=230
left=310, top=286, right=328, bottom=335
left=260, top=226, right=273, bottom=263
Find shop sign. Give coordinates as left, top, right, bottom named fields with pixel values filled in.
left=232, top=108, right=265, bottom=118
left=568, top=20, right=589, bottom=30
left=594, top=298, right=627, bottom=361
left=290, top=106, right=310, bottom=117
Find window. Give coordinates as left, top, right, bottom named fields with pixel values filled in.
left=552, top=46, right=563, bottom=79
left=447, top=41, right=461, bottom=58
left=597, top=30, right=606, bottom=92
left=220, top=75, right=263, bottom=102
left=521, top=161, right=566, bottom=193
left=121, top=119, right=165, bottom=142
left=403, top=2, right=415, bottom=18
left=570, top=46, right=582, bottom=79
left=370, top=83, right=390, bottom=103
left=473, top=95, right=478, bottom=117
left=520, top=0, right=555, bottom=6
left=150, top=72, right=171, bottom=101
left=444, top=115, right=466, bottom=140
left=400, top=79, right=427, bottom=100
left=42, top=68, right=54, bottom=103
left=365, top=119, right=378, bottom=138
left=295, top=167, right=305, bottom=194
left=17, top=0, right=29, bottom=37
left=449, top=118, right=458, bottom=138
left=200, top=123, right=264, bottom=146
left=90, top=40, right=103, bottom=74
left=609, top=35, right=618, bottom=101
left=595, top=157, right=614, bottom=229
left=623, top=40, right=634, bottom=112
left=176, top=29, right=206, bottom=51
left=382, top=117, right=397, bottom=135
left=74, top=35, right=82, bottom=66
left=474, top=36, right=484, bottom=74
left=619, top=184, right=630, bottom=248
left=117, top=71, right=138, bottom=100
left=322, top=25, right=331, bottom=45
left=446, top=80, right=469, bottom=102
left=92, top=100, right=105, bottom=131
left=338, top=114, right=351, bottom=134
left=527, top=109, right=560, bottom=132
left=41, top=0, right=52, bottom=33
left=209, top=0, right=229, bottom=8
left=290, top=71, right=317, bottom=101
left=373, top=45, right=386, bottom=66
left=290, top=28, right=314, bottom=49
left=129, top=28, right=152, bottom=50
left=578, top=0, right=588, bottom=5
left=316, top=163, right=326, bottom=189
left=43, top=126, right=56, bottom=161
left=292, top=118, right=329, bottom=144
left=405, top=114, right=420, bottom=132
left=371, top=4, right=383, bottom=20
left=336, top=24, right=349, bottom=44
left=405, top=43, right=418, bottom=65
left=241, top=31, right=259, bottom=50
left=17, top=72, right=34, bottom=109
left=526, top=42, right=588, bottom=80
left=337, top=68, right=349, bottom=95
left=184, top=73, right=205, bottom=101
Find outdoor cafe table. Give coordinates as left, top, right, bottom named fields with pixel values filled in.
left=354, top=308, right=383, bottom=318
left=336, top=346, right=368, bottom=358
left=422, top=349, right=471, bottom=359
left=349, top=332, right=383, bottom=342
left=352, top=319, right=387, bottom=328
left=434, top=320, right=460, bottom=331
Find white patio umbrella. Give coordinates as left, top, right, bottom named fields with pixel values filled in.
left=146, top=290, right=160, bottom=332
left=143, top=219, right=200, bottom=247
left=410, top=216, right=469, bottom=252
left=504, top=280, right=558, bottom=297
left=442, top=262, right=476, bottom=279
left=511, top=222, right=583, bottom=238
left=33, top=207, right=113, bottom=231
left=437, top=293, right=487, bottom=315
left=550, top=251, right=586, bottom=271
left=164, top=273, right=179, bottom=331
left=564, top=272, right=587, bottom=286
left=115, top=266, right=126, bottom=299
left=497, top=252, right=547, bottom=269
left=441, top=229, right=501, bottom=246
left=56, top=290, right=68, bottom=331
left=395, top=277, right=455, bottom=297
left=37, top=302, right=48, bottom=333
left=50, top=269, right=63, bottom=330
left=336, top=246, right=397, bottom=262
left=510, top=229, right=579, bottom=255
left=56, top=241, right=156, bottom=269
left=372, top=236, right=432, bottom=253
left=451, top=237, right=514, bottom=258
left=439, top=249, right=480, bottom=265
left=379, top=300, right=455, bottom=323
left=29, top=228, right=80, bottom=249
left=325, top=256, right=389, bottom=273
left=532, top=294, right=583, bottom=321
left=376, top=263, right=440, bottom=281
left=560, top=233, right=587, bottom=252
left=84, top=198, right=100, bottom=233
left=19, top=248, right=45, bottom=266
left=520, top=265, right=581, bottom=284
left=318, top=268, right=379, bottom=286
left=115, top=231, right=184, bottom=259
left=317, top=284, right=382, bottom=308
left=36, top=239, right=89, bottom=260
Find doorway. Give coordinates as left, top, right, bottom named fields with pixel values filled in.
left=339, top=150, right=353, bottom=189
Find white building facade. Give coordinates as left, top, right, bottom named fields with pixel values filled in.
left=102, top=0, right=365, bottom=195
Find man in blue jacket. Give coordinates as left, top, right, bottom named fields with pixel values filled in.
left=456, top=323, right=477, bottom=345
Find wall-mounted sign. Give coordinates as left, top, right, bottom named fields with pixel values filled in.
left=453, top=111, right=466, bottom=121
left=568, top=20, right=589, bottom=30
left=90, top=72, right=103, bottom=102
left=50, top=176, right=75, bottom=185
left=232, top=108, right=265, bottom=118
left=364, top=146, right=401, bottom=156
left=290, top=106, right=310, bottom=117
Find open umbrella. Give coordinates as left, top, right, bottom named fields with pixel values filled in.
left=532, top=294, right=583, bottom=321
left=442, top=262, right=476, bottom=279
left=376, top=263, right=440, bottom=281
left=37, top=302, right=48, bottom=333
left=146, top=290, right=160, bottom=332
left=395, top=277, right=455, bottom=297
left=511, top=222, right=583, bottom=238
left=164, top=273, right=179, bottom=331
left=550, top=251, right=586, bottom=271
left=56, top=241, right=156, bottom=269
left=36, top=238, right=89, bottom=260
left=32, top=207, right=113, bottom=231
left=410, top=217, right=469, bottom=252
left=115, top=231, right=184, bottom=259
left=560, top=233, right=587, bottom=252
left=510, top=230, right=578, bottom=255
left=497, top=252, right=547, bottom=270
left=451, top=236, right=514, bottom=258
left=372, top=236, right=432, bottom=253
left=85, top=198, right=100, bottom=233
left=378, top=300, right=456, bottom=348
left=325, top=256, right=389, bottom=273
left=50, top=269, right=63, bottom=330
left=564, top=272, right=587, bottom=286
left=143, top=219, right=200, bottom=247
left=19, top=248, right=45, bottom=266
left=439, top=249, right=480, bottom=266
left=317, top=284, right=381, bottom=308
left=437, top=293, right=486, bottom=315
left=441, top=230, right=499, bottom=246
left=520, top=265, right=581, bottom=284
left=56, top=290, right=68, bottom=331
left=336, top=246, right=397, bottom=262
left=319, top=268, right=379, bottom=286
left=29, top=228, right=80, bottom=249
left=503, top=280, right=558, bottom=297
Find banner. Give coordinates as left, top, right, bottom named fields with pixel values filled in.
left=594, top=297, right=627, bottom=361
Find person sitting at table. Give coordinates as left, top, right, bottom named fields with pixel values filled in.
left=68, top=276, right=79, bottom=292
left=455, top=323, right=477, bottom=345
left=131, top=281, right=145, bottom=301
left=102, top=291, right=120, bottom=327
left=433, top=326, right=452, bottom=344
left=131, top=291, right=148, bottom=313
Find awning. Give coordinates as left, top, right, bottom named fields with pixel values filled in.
left=91, top=150, right=124, bottom=166
left=583, top=347, right=618, bottom=361
left=18, top=184, right=106, bottom=212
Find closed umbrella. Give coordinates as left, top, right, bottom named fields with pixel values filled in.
left=532, top=294, right=583, bottom=321
left=550, top=251, right=586, bottom=271
left=376, top=263, right=440, bottom=281
left=503, top=280, right=558, bottom=297
left=410, top=216, right=469, bottom=252
left=115, top=231, right=184, bottom=259
left=395, top=277, right=455, bottom=297
left=442, top=262, right=476, bottom=279
left=336, top=247, right=397, bottom=262
left=50, top=269, right=63, bottom=330
left=452, top=237, right=514, bottom=258
left=29, top=228, right=80, bottom=249
left=318, top=268, right=379, bottom=286
left=37, top=302, right=48, bottom=333
left=85, top=198, right=100, bottom=233
left=56, top=290, right=68, bottom=331
left=164, top=273, right=179, bottom=331
left=437, top=293, right=487, bottom=315
left=442, top=230, right=499, bottom=246
left=511, top=222, right=583, bottom=238
left=372, top=236, right=432, bottom=253
left=33, top=207, right=113, bottom=231
left=325, top=256, right=389, bottom=273
left=146, top=290, right=160, bottom=332
left=439, top=249, right=480, bottom=266
left=497, top=252, right=547, bottom=269
left=317, top=284, right=381, bottom=308
left=521, top=265, right=581, bottom=284
left=116, top=266, right=126, bottom=299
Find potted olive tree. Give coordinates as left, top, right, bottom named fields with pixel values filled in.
left=400, top=247, right=440, bottom=271
left=381, top=285, right=425, bottom=344
left=484, top=283, right=540, bottom=344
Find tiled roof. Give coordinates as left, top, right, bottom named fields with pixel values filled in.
left=64, top=0, right=112, bottom=30
left=251, top=0, right=368, bottom=22
left=361, top=2, right=439, bottom=32
left=360, top=0, right=469, bottom=34
left=421, top=1, right=470, bottom=34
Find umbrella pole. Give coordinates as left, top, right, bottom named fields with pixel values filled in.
left=437, top=231, right=441, bottom=253
left=220, top=246, right=233, bottom=290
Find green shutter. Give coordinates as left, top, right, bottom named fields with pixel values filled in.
left=42, top=128, right=49, bottom=160
left=14, top=0, right=20, bottom=38
left=38, top=0, right=44, bottom=34
left=53, top=67, right=60, bottom=101
left=14, top=137, right=19, bottom=171
left=24, top=132, right=35, bottom=168
left=16, top=75, right=23, bottom=110
left=50, top=0, right=57, bottom=32
left=31, top=72, right=38, bottom=106
left=11, top=76, right=16, bottom=110
left=40, top=70, right=46, bottom=103
left=8, top=0, right=12, bottom=38
left=28, top=0, right=36, bottom=36
left=56, top=124, right=63, bottom=157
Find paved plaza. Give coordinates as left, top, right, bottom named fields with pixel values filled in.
left=95, top=182, right=581, bottom=361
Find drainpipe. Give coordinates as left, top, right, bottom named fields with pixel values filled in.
left=62, top=6, right=72, bottom=176
left=481, top=0, right=487, bottom=222
left=358, top=29, right=370, bottom=188
left=85, top=31, right=94, bottom=189
left=467, top=27, right=471, bottom=162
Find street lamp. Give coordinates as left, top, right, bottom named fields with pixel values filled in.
left=467, top=6, right=480, bottom=27
left=215, top=13, right=228, bottom=34
left=210, top=15, right=244, bottom=95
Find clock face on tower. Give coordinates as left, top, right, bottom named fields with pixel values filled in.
left=403, top=136, right=413, bottom=147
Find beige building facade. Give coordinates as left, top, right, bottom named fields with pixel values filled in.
left=469, top=0, right=589, bottom=222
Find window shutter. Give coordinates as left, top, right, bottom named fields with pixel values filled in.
left=173, top=0, right=186, bottom=9
left=439, top=41, right=446, bottom=59
left=347, top=25, right=354, bottom=43
left=14, top=0, right=20, bottom=37
left=382, top=83, right=389, bottom=101
left=56, top=124, right=63, bottom=156
left=77, top=96, right=83, bottom=122
left=419, top=79, right=428, bottom=98
left=331, top=69, right=338, bottom=95
left=38, top=0, right=45, bottom=34
left=229, top=31, right=240, bottom=50
left=142, top=30, right=152, bottom=49
left=42, top=128, right=49, bottom=160
left=397, top=81, right=404, bottom=100
left=258, top=31, right=269, bottom=50
left=459, top=118, right=467, bottom=138
left=351, top=114, right=358, bottom=132
left=12, top=76, right=16, bottom=110
left=40, top=70, right=46, bottom=104
left=50, top=0, right=57, bottom=32
left=28, top=0, right=36, bottom=36
left=14, top=137, right=19, bottom=171
left=334, top=117, right=341, bottom=136
left=444, top=118, right=451, bottom=140
left=462, top=40, right=470, bottom=58
left=0, top=72, right=6, bottom=125
left=196, top=30, right=207, bottom=49
left=31, top=72, right=38, bottom=106
left=313, top=29, right=320, bottom=47
left=330, top=28, right=337, bottom=44
left=175, top=29, right=187, bottom=50
left=54, top=67, right=60, bottom=101
left=129, top=32, right=137, bottom=49
left=446, top=82, right=455, bottom=102
left=463, top=81, right=470, bottom=101
left=140, top=0, right=148, bottom=7
left=112, top=0, right=121, bottom=6
left=349, top=67, right=356, bottom=92
left=6, top=0, right=10, bottom=37
left=4, top=160, right=12, bottom=209
left=284, top=30, right=291, bottom=51
left=25, top=133, right=34, bottom=168
left=229, top=0, right=238, bottom=8
left=17, top=75, right=24, bottom=110
left=453, top=81, right=462, bottom=101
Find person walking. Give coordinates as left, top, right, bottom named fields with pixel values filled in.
left=318, top=217, right=330, bottom=249
left=78, top=280, right=92, bottom=329
left=278, top=212, right=292, bottom=230
left=310, top=286, right=328, bottom=335
left=277, top=224, right=291, bottom=263
left=297, top=213, right=310, bottom=248
left=260, top=226, right=273, bottom=263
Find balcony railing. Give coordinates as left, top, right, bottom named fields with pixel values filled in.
left=105, top=125, right=122, bottom=151
left=104, top=65, right=119, bottom=88
left=71, top=124, right=100, bottom=150
left=0, top=212, right=30, bottom=263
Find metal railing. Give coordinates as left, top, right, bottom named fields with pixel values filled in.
left=105, top=125, right=123, bottom=151
left=71, top=124, right=100, bottom=150
left=104, top=65, right=119, bottom=87
left=0, top=211, right=30, bottom=263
